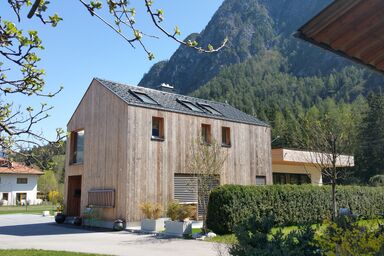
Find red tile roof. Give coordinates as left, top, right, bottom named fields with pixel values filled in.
left=0, top=158, right=43, bottom=175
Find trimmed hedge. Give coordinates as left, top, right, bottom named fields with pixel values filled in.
left=207, top=185, right=384, bottom=234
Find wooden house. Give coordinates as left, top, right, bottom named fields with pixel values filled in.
left=64, top=78, right=272, bottom=224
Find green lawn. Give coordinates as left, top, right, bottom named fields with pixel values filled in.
left=0, top=250, right=109, bottom=256
left=205, top=219, right=384, bottom=244
left=0, top=204, right=56, bottom=215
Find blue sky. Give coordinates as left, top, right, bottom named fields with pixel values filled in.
left=2, top=0, right=224, bottom=141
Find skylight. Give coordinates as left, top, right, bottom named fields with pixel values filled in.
left=198, top=103, right=222, bottom=115
left=131, top=91, right=158, bottom=105
left=178, top=100, right=204, bottom=112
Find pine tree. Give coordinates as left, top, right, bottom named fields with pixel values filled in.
left=356, top=93, right=384, bottom=182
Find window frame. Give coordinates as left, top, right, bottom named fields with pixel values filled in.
left=70, top=129, right=85, bottom=165
left=256, top=175, right=266, bottom=185
left=178, top=99, right=204, bottom=113
left=221, top=126, right=231, bottom=147
left=16, top=177, right=28, bottom=184
left=151, top=116, right=165, bottom=141
left=130, top=90, right=158, bottom=105
left=198, top=103, right=222, bottom=115
left=201, top=124, right=212, bottom=144
left=2, top=192, right=8, bottom=201
left=272, top=173, right=311, bottom=185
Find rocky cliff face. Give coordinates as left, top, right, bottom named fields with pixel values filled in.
left=139, top=0, right=348, bottom=94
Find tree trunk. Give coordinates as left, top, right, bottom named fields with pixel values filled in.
left=331, top=176, right=337, bottom=221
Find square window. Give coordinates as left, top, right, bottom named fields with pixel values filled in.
left=17, top=178, right=28, bottom=184
left=152, top=117, right=164, bottom=140
left=221, top=127, right=231, bottom=146
left=256, top=176, right=266, bottom=185
left=70, top=130, right=84, bottom=164
left=2, top=193, right=8, bottom=201
left=201, top=124, right=212, bottom=144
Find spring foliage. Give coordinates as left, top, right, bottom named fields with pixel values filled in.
left=207, top=185, right=384, bottom=234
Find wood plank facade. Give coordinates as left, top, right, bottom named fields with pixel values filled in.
left=65, top=79, right=272, bottom=222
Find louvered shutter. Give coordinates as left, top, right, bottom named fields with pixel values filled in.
left=174, top=175, right=198, bottom=204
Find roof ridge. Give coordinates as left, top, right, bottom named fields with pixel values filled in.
left=94, top=77, right=230, bottom=107
left=95, top=77, right=268, bottom=127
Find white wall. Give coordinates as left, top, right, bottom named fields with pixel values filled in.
left=0, top=174, right=39, bottom=205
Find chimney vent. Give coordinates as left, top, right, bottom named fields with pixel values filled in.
left=157, top=83, right=174, bottom=93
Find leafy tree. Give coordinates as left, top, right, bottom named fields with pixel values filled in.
left=1, top=0, right=225, bottom=160
left=1, top=1, right=64, bottom=157
left=296, top=102, right=357, bottom=220
left=186, top=138, right=227, bottom=233
left=38, top=170, right=58, bottom=198
left=356, top=93, right=384, bottom=182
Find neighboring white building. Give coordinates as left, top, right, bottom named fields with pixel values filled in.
left=0, top=158, right=43, bottom=205
left=272, top=148, right=354, bottom=185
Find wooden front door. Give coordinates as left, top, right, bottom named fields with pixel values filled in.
left=67, top=175, right=82, bottom=216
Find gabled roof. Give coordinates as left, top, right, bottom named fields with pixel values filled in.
left=295, top=0, right=384, bottom=74
left=95, top=78, right=268, bottom=127
left=0, top=158, right=43, bottom=175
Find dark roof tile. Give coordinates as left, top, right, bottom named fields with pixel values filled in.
left=95, top=78, right=268, bottom=127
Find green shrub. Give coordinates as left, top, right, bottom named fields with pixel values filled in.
left=207, top=185, right=384, bottom=234
left=318, top=216, right=384, bottom=255
left=230, top=214, right=321, bottom=256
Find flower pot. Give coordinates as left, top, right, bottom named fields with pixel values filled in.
left=113, top=219, right=125, bottom=231
left=74, top=217, right=82, bottom=226
left=141, top=218, right=166, bottom=232
left=55, top=213, right=66, bottom=224
left=164, top=220, right=192, bottom=237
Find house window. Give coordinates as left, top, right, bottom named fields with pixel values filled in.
left=152, top=117, right=164, bottom=140
left=273, top=173, right=311, bottom=185
left=178, top=100, right=204, bottom=112
left=17, top=178, right=28, bottom=184
left=2, top=193, right=8, bottom=201
left=70, top=130, right=84, bottom=164
left=201, top=124, right=212, bottom=144
left=221, top=127, right=231, bottom=146
left=256, top=176, right=266, bottom=185
left=198, top=104, right=222, bottom=115
left=130, top=91, right=158, bottom=105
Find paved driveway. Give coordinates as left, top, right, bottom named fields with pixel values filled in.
left=0, top=214, right=226, bottom=256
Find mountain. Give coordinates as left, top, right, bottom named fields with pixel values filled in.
left=139, top=0, right=353, bottom=94
left=139, top=0, right=384, bottom=152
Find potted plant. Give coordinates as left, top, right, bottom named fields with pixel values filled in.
left=140, top=202, right=165, bottom=232
left=164, top=201, right=194, bottom=237
left=54, top=203, right=66, bottom=224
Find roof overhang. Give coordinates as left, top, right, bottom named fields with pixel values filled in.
left=295, top=0, right=384, bottom=74
left=272, top=148, right=354, bottom=167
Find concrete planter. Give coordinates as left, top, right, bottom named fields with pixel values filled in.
left=141, top=218, right=165, bottom=232
left=164, top=220, right=192, bottom=237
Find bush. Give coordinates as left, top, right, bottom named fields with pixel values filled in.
left=318, top=216, right=384, bottom=255
left=139, top=202, right=163, bottom=219
left=166, top=201, right=195, bottom=221
left=230, top=214, right=321, bottom=256
left=48, top=190, right=62, bottom=205
left=207, top=185, right=384, bottom=234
